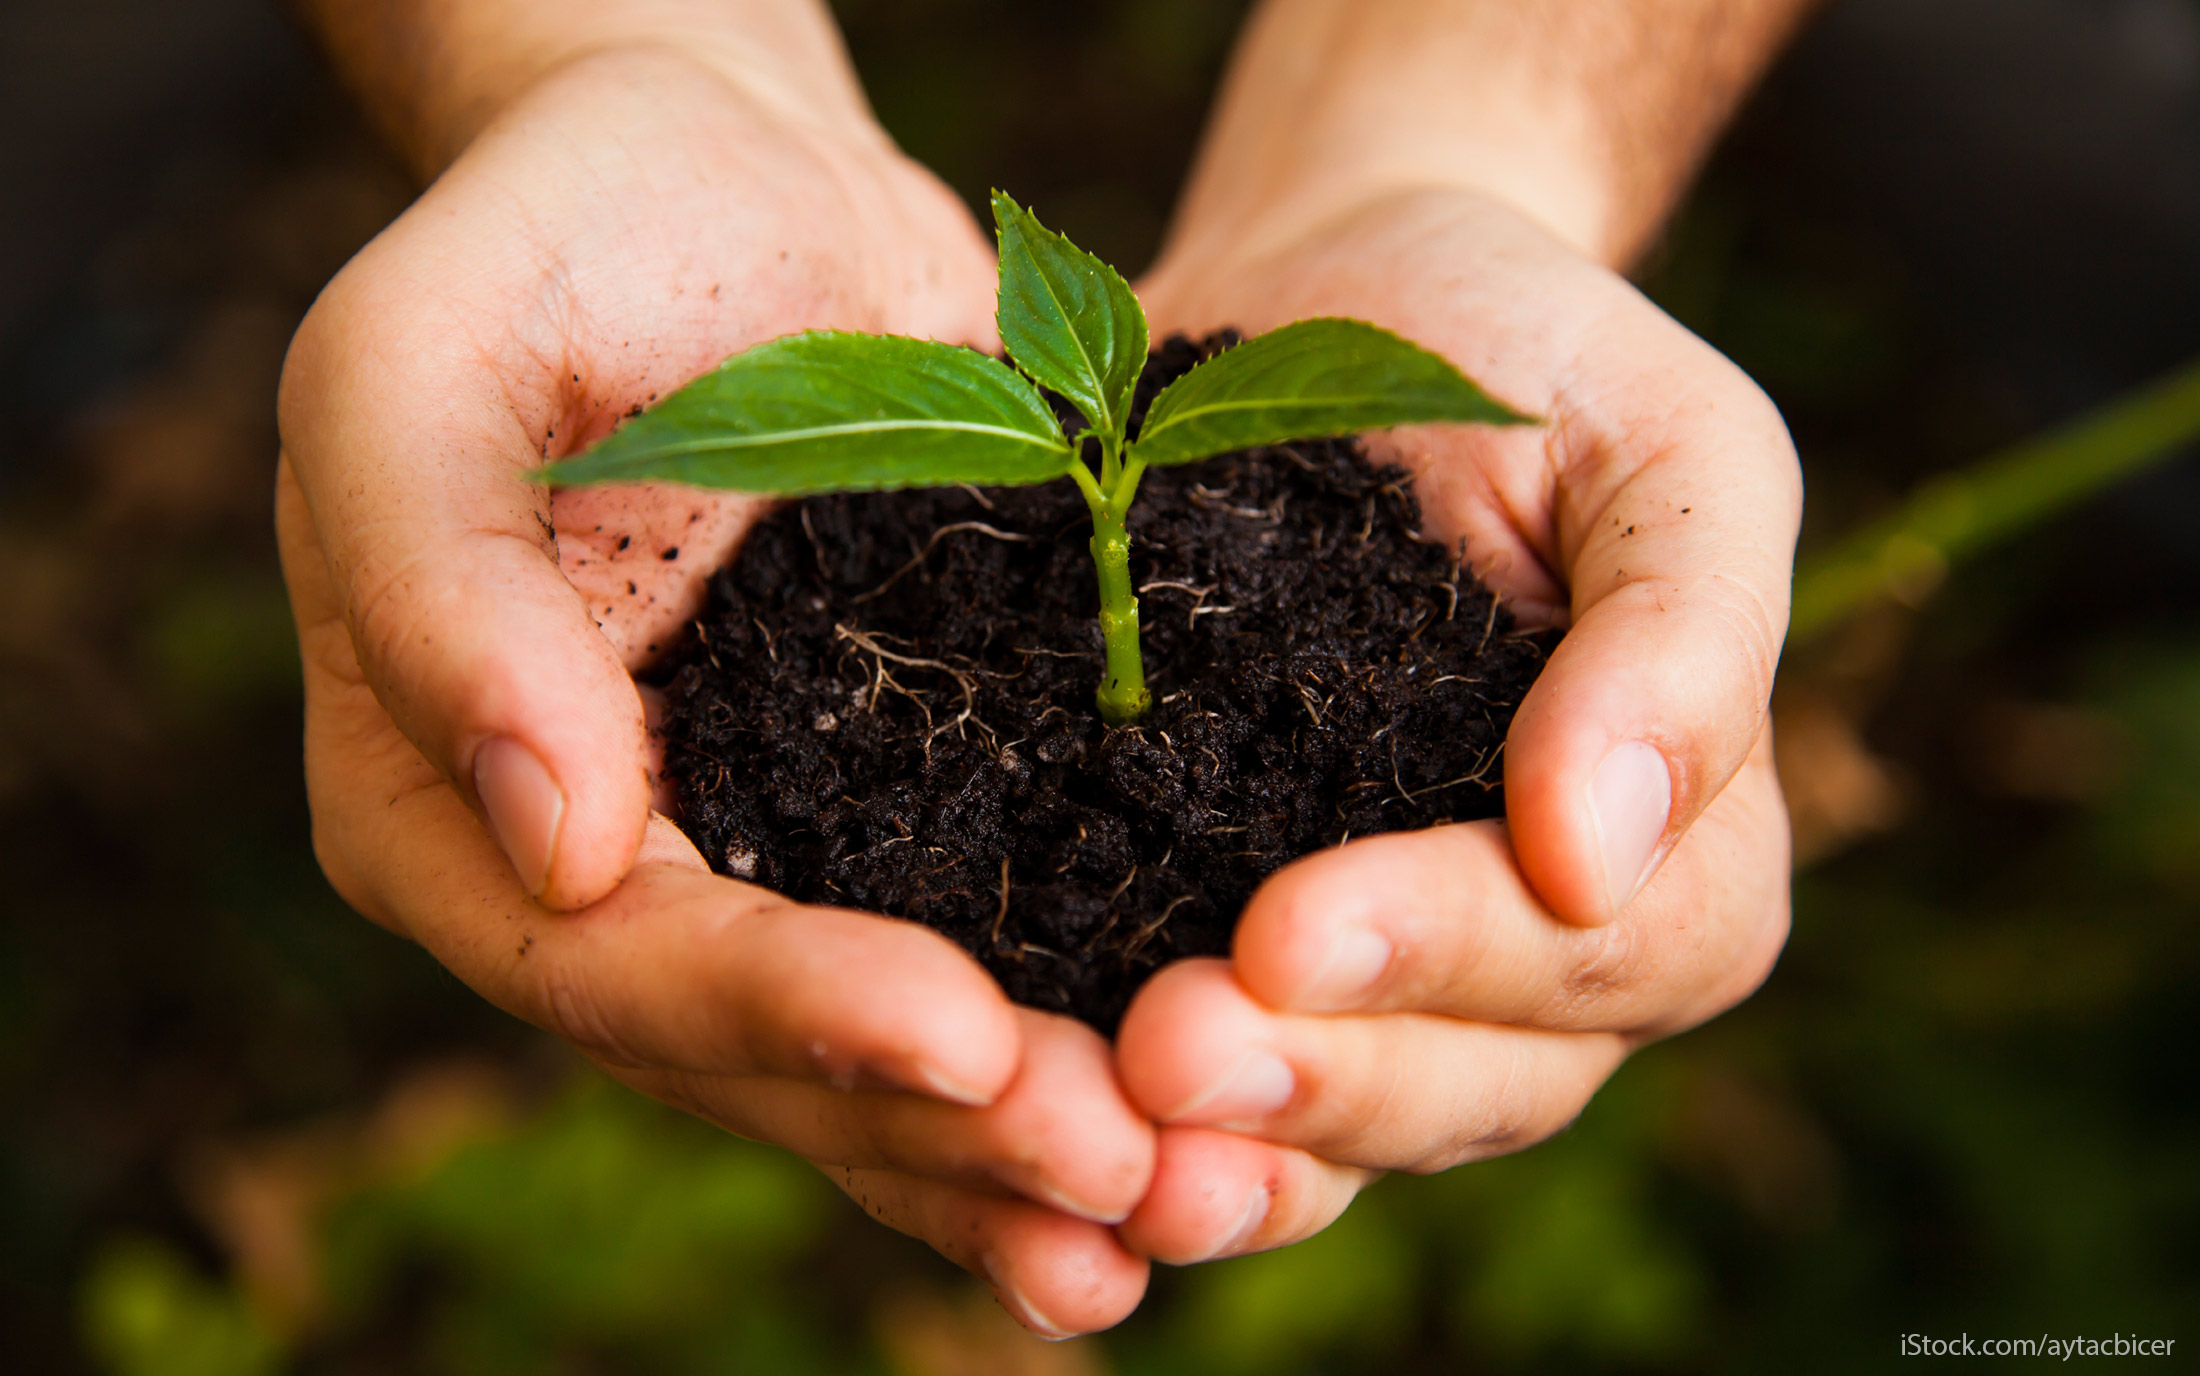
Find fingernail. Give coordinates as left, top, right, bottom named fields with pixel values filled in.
left=1031, top=1179, right=1131, bottom=1226
left=1164, top=1050, right=1295, bottom=1126
left=1590, top=741, right=1671, bottom=914
left=475, top=736, right=564, bottom=896
left=1188, top=1183, right=1272, bottom=1263
left=898, top=1058, right=998, bottom=1108
left=1296, top=925, right=1392, bottom=1010
left=840, top=1055, right=997, bottom=1107
left=983, top=1254, right=1073, bottom=1341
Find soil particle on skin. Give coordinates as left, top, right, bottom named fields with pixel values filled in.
left=658, top=334, right=1554, bottom=1033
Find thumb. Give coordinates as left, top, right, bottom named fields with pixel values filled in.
left=1504, top=320, right=1801, bottom=926
left=279, top=230, right=649, bottom=911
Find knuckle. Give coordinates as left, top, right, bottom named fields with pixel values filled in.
left=847, top=1103, right=919, bottom=1171
left=274, top=298, right=340, bottom=454
left=277, top=259, right=404, bottom=457
left=542, top=972, right=645, bottom=1068
left=346, top=545, right=447, bottom=687
left=667, top=1073, right=769, bottom=1144
left=1722, top=364, right=1793, bottom=446
left=1309, top=1046, right=1413, bottom=1164
left=344, top=531, right=540, bottom=733
left=1694, top=569, right=1784, bottom=714
left=971, top=1116, right=1037, bottom=1177
left=1436, top=1099, right=1582, bottom=1171
left=1412, top=1112, right=1532, bottom=1175
left=1687, top=340, right=1798, bottom=470
left=299, top=618, right=370, bottom=687
left=1421, top=1041, right=1605, bottom=1172
left=1450, top=1050, right=1543, bottom=1165
left=1541, top=921, right=1649, bottom=1026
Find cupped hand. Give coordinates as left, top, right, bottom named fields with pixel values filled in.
left=1112, top=186, right=1799, bottom=1263
left=276, top=47, right=1149, bottom=1333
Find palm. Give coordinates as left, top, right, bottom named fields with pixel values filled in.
left=1110, top=185, right=1799, bottom=1265
left=510, top=81, right=998, bottom=669
left=281, top=55, right=1001, bottom=913
left=279, top=52, right=1154, bottom=1335
left=1144, top=188, right=1647, bottom=621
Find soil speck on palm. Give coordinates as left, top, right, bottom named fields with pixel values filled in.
left=659, top=336, right=1553, bottom=1032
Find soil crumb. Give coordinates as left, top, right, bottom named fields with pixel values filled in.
left=659, top=335, right=1553, bottom=1032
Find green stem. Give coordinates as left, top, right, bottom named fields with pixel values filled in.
left=1069, top=459, right=1150, bottom=725
left=1112, top=455, right=1147, bottom=515
left=1789, top=355, right=2200, bottom=645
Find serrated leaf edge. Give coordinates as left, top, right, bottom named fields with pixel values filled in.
left=535, top=329, right=1071, bottom=486
left=990, top=190, right=1143, bottom=444
left=1131, top=317, right=1534, bottom=466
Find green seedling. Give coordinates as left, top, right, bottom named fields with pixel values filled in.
left=543, top=191, right=1532, bottom=725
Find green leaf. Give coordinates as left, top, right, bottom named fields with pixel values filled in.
left=991, top=190, right=1149, bottom=447
left=540, top=331, right=1073, bottom=493
left=1129, top=318, right=1533, bottom=468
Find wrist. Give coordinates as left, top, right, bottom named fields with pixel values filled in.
left=1152, top=97, right=1617, bottom=281
left=1151, top=0, right=1817, bottom=275
left=298, top=0, right=883, bottom=178
left=1163, top=10, right=1615, bottom=271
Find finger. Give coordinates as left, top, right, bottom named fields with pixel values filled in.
left=1116, top=960, right=1629, bottom=1173
left=1146, top=191, right=1799, bottom=925
left=1501, top=300, right=1800, bottom=925
left=285, top=538, right=1024, bottom=1106
left=828, top=1165, right=1150, bottom=1339
left=278, top=219, right=655, bottom=911
left=1118, top=1127, right=1373, bottom=1265
left=432, top=809, right=1026, bottom=1104
left=1231, top=740, right=1790, bottom=1029
left=286, top=455, right=1027, bottom=1109
left=637, top=683, right=680, bottom=814
left=617, top=1008, right=1155, bottom=1224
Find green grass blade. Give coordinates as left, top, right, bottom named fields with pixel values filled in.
left=991, top=190, right=1148, bottom=447
left=539, top=331, right=1074, bottom=493
left=1129, top=318, right=1531, bottom=468
left=1789, top=356, right=2200, bottom=644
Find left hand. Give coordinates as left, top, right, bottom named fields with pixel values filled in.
left=1110, top=184, right=1798, bottom=1263
left=275, top=44, right=1154, bottom=1333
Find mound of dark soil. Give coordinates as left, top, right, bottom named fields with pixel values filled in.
left=658, top=336, right=1553, bottom=1033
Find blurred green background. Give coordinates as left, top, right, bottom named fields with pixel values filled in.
left=3, top=0, right=2196, bottom=1371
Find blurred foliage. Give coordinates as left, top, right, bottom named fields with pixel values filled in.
left=316, top=1080, right=854, bottom=1375
left=3, top=2, right=2196, bottom=1374
left=1790, top=356, right=2200, bottom=642
left=81, top=1240, right=282, bottom=1376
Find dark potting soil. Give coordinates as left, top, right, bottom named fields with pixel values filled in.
left=657, top=334, right=1553, bottom=1033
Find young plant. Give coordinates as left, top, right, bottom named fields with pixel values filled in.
left=543, top=192, right=1531, bottom=725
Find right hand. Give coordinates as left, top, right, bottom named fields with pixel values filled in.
left=276, top=46, right=1152, bottom=1336
left=1112, top=184, right=1797, bottom=1270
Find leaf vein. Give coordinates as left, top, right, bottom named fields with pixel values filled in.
left=599, top=419, right=1070, bottom=457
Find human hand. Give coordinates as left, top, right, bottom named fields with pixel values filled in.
left=277, top=42, right=1151, bottom=1333
left=1111, top=182, right=1798, bottom=1262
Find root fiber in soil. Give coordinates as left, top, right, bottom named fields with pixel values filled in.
left=657, top=335, right=1553, bottom=1033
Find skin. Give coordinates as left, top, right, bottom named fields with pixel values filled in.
left=1115, top=0, right=1814, bottom=1268
left=281, top=3, right=1150, bottom=1336
left=281, top=0, right=1816, bottom=1338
